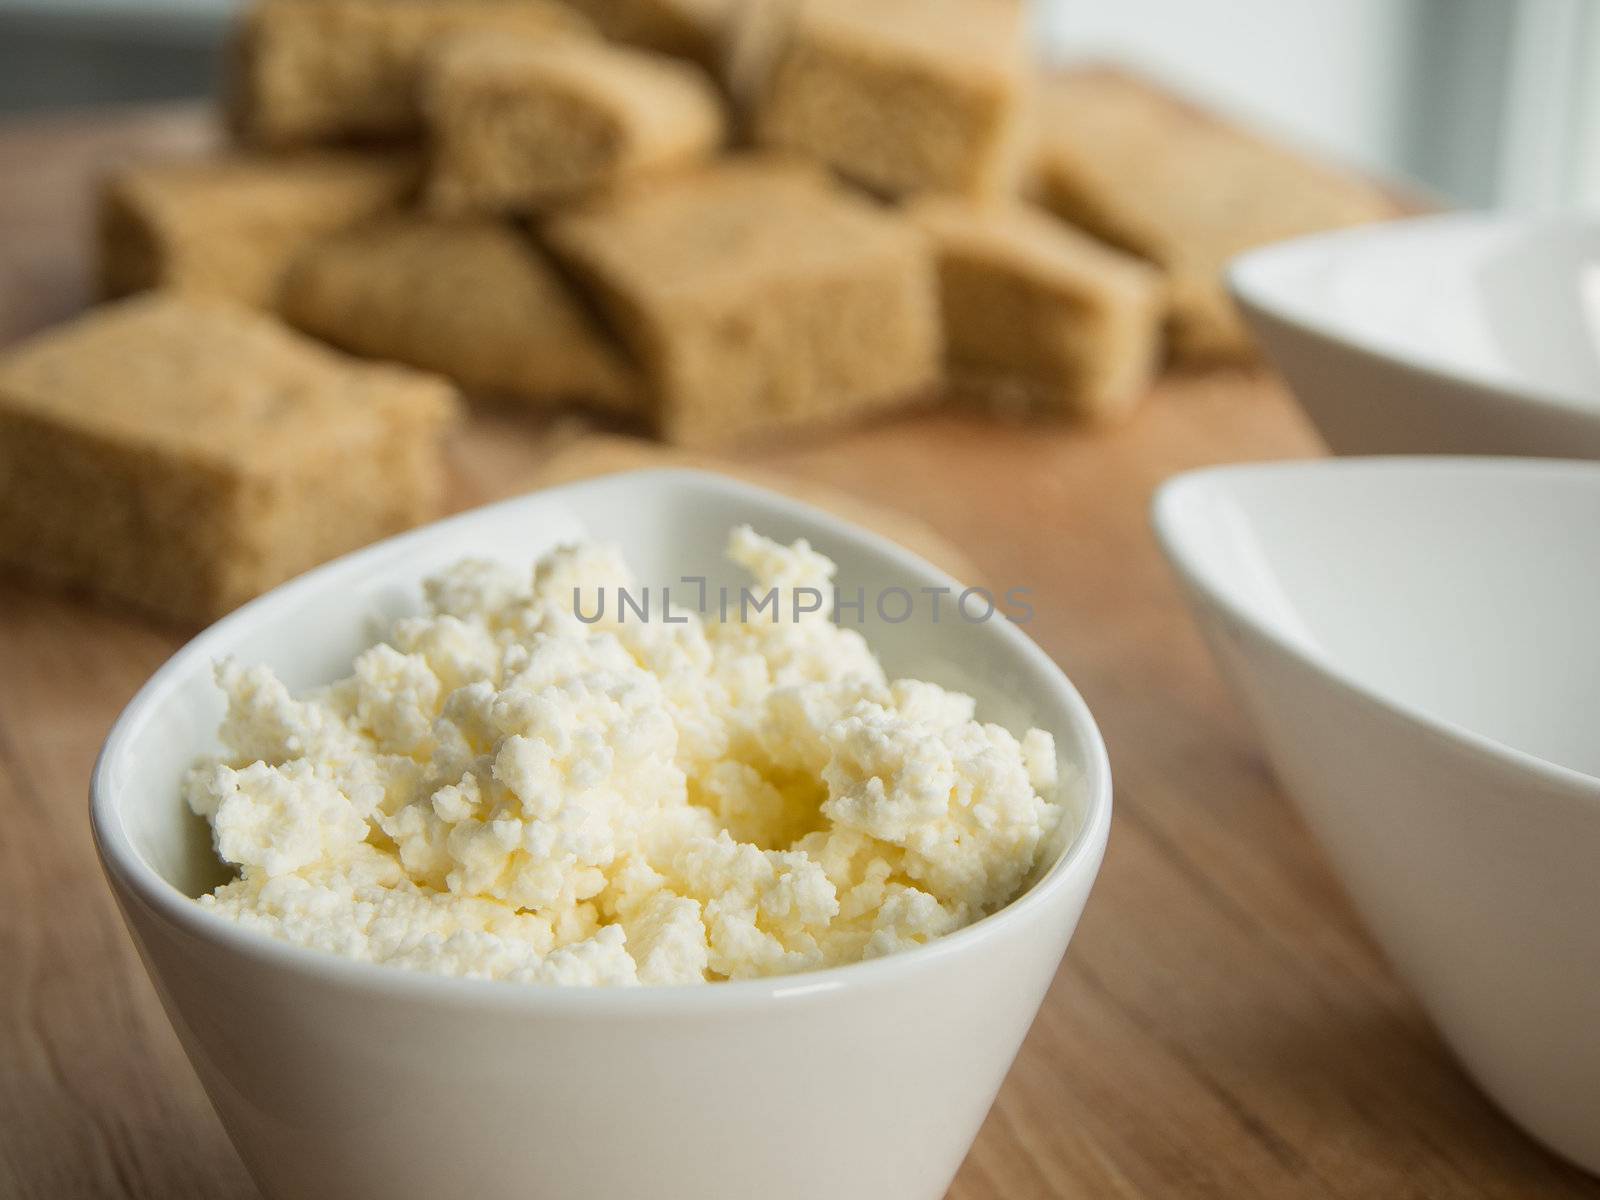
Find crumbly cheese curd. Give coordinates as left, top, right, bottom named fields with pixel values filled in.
left=187, top=527, right=1071, bottom=986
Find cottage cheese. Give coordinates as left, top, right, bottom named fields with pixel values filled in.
left=188, top=527, right=1070, bottom=986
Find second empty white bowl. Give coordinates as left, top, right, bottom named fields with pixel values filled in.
left=1230, top=213, right=1600, bottom=459
left=1153, top=456, right=1600, bottom=1173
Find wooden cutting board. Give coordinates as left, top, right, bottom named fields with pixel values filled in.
left=1, top=103, right=1596, bottom=1200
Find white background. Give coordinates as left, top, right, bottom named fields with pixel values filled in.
left=1035, top=0, right=1600, bottom=211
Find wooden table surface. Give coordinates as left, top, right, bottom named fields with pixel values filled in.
left=2, top=105, right=1597, bottom=1200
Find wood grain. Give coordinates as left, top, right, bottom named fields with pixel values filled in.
left=1, top=105, right=1597, bottom=1200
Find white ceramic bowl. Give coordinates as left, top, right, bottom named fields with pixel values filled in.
left=1229, top=212, right=1600, bottom=459
left=92, top=469, right=1112, bottom=1200
left=1152, top=456, right=1600, bottom=1174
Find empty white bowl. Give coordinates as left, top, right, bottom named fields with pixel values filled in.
left=91, top=469, right=1112, bottom=1200
left=1153, top=456, right=1600, bottom=1173
left=1230, top=212, right=1600, bottom=458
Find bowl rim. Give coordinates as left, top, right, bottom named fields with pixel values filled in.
left=1226, top=210, right=1600, bottom=427
left=1152, top=455, right=1600, bottom=797
left=91, top=467, right=1114, bottom=1015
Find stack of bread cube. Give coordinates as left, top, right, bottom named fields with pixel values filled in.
left=0, top=0, right=1395, bottom=626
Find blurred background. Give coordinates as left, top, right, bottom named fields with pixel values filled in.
left=1, top=0, right=1597, bottom=211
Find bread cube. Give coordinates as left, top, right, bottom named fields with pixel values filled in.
left=425, top=35, right=725, bottom=214
left=98, top=150, right=416, bottom=309
left=282, top=215, right=636, bottom=411
left=1032, top=70, right=1396, bottom=362
left=555, top=0, right=732, bottom=67
left=908, top=197, right=1164, bottom=423
left=546, top=158, right=941, bottom=446
left=230, top=0, right=591, bottom=147
left=748, top=0, right=1028, bottom=199
left=0, top=295, right=459, bottom=626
